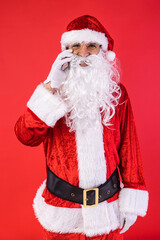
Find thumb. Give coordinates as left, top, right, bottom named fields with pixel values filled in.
left=119, top=212, right=125, bottom=229
left=120, top=213, right=137, bottom=234
left=120, top=218, right=125, bottom=230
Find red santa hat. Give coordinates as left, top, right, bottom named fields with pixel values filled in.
left=61, top=15, right=116, bottom=61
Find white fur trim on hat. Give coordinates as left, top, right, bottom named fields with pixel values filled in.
left=61, top=29, right=108, bottom=51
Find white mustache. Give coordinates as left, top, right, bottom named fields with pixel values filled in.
left=70, top=54, right=102, bottom=67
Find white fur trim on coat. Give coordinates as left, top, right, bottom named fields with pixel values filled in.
left=61, top=29, right=108, bottom=51
left=75, top=114, right=115, bottom=236
left=119, top=188, right=149, bottom=217
left=75, top=113, right=107, bottom=189
left=33, top=180, right=121, bottom=236
left=27, top=84, right=67, bottom=127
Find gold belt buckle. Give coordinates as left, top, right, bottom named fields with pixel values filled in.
left=83, top=188, right=99, bottom=207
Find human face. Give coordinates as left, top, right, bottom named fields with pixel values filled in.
left=68, top=42, right=101, bottom=66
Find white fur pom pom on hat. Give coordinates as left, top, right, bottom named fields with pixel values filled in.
left=106, top=51, right=116, bottom=61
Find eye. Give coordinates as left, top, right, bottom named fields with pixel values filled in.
left=72, top=43, right=81, bottom=48
left=88, top=43, right=96, bottom=48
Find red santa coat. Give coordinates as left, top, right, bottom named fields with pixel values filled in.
left=14, top=82, right=148, bottom=237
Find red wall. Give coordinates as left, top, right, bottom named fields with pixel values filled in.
left=0, top=0, right=159, bottom=239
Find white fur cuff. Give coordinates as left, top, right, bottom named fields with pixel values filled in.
left=119, top=188, right=149, bottom=217
left=27, top=83, right=67, bottom=127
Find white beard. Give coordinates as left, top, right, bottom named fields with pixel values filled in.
left=59, top=52, right=121, bottom=131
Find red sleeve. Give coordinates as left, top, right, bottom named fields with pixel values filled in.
left=118, top=84, right=148, bottom=217
left=14, top=108, right=49, bottom=147
left=118, top=84, right=146, bottom=190
left=14, top=83, right=67, bottom=146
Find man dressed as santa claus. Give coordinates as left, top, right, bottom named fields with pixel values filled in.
left=15, top=15, right=149, bottom=240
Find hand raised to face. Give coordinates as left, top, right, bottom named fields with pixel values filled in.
left=44, top=49, right=74, bottom=90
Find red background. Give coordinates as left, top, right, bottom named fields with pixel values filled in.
left=0, top=0, right=160, bottom=239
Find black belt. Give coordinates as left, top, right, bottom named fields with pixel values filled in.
left=46, top=166, right=120, bottom=207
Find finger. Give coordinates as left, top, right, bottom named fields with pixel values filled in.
left=61, top=62, right=68, bottom=71
left=119, top=214, right=125, bottom=229
left=59, top=56, right=73, bottom=67
left=120, top=222, right=129, bottom=234
left=57, top=53, right=73, bottom=62
left=119, top=219, right=125, bottom=229
left=120, top=218, right=129, bottom=234
left=62, top=49, right=73, bottom=54
left=58, top=50, right=73, bottom=59
left=120, top=215, right=137, bottom=234
left=61, top=55, right=73, bottom=61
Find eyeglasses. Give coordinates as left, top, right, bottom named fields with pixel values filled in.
left=68, top=42, right=101, bottom=55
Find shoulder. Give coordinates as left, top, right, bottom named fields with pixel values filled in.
left=118, top=82, right=129, bottom=105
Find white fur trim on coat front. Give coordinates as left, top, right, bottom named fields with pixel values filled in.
left=119, top=188, right=149, bottom=217
left=27, top=83, right=67, bottom=127
left=61, top=29, right=108, bottom=51
left=75, top=113, right=107, bottom=189
left=74, top=112, right=119, bottom=236
left=33, top=180, right=121, bottom=236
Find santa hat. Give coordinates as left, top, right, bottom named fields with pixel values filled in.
left=61, top=15, right=116, bottom=61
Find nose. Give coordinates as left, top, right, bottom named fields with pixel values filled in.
left=78, top=44, right=89, bottom=57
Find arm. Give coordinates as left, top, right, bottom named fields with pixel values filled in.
left=15, top=50, right=74, bottom=147
left=118, top=84, right=149, bottom=232
left=15, top=83, right=67, bottom=146
left=14, top=107, right=49, bottom=146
